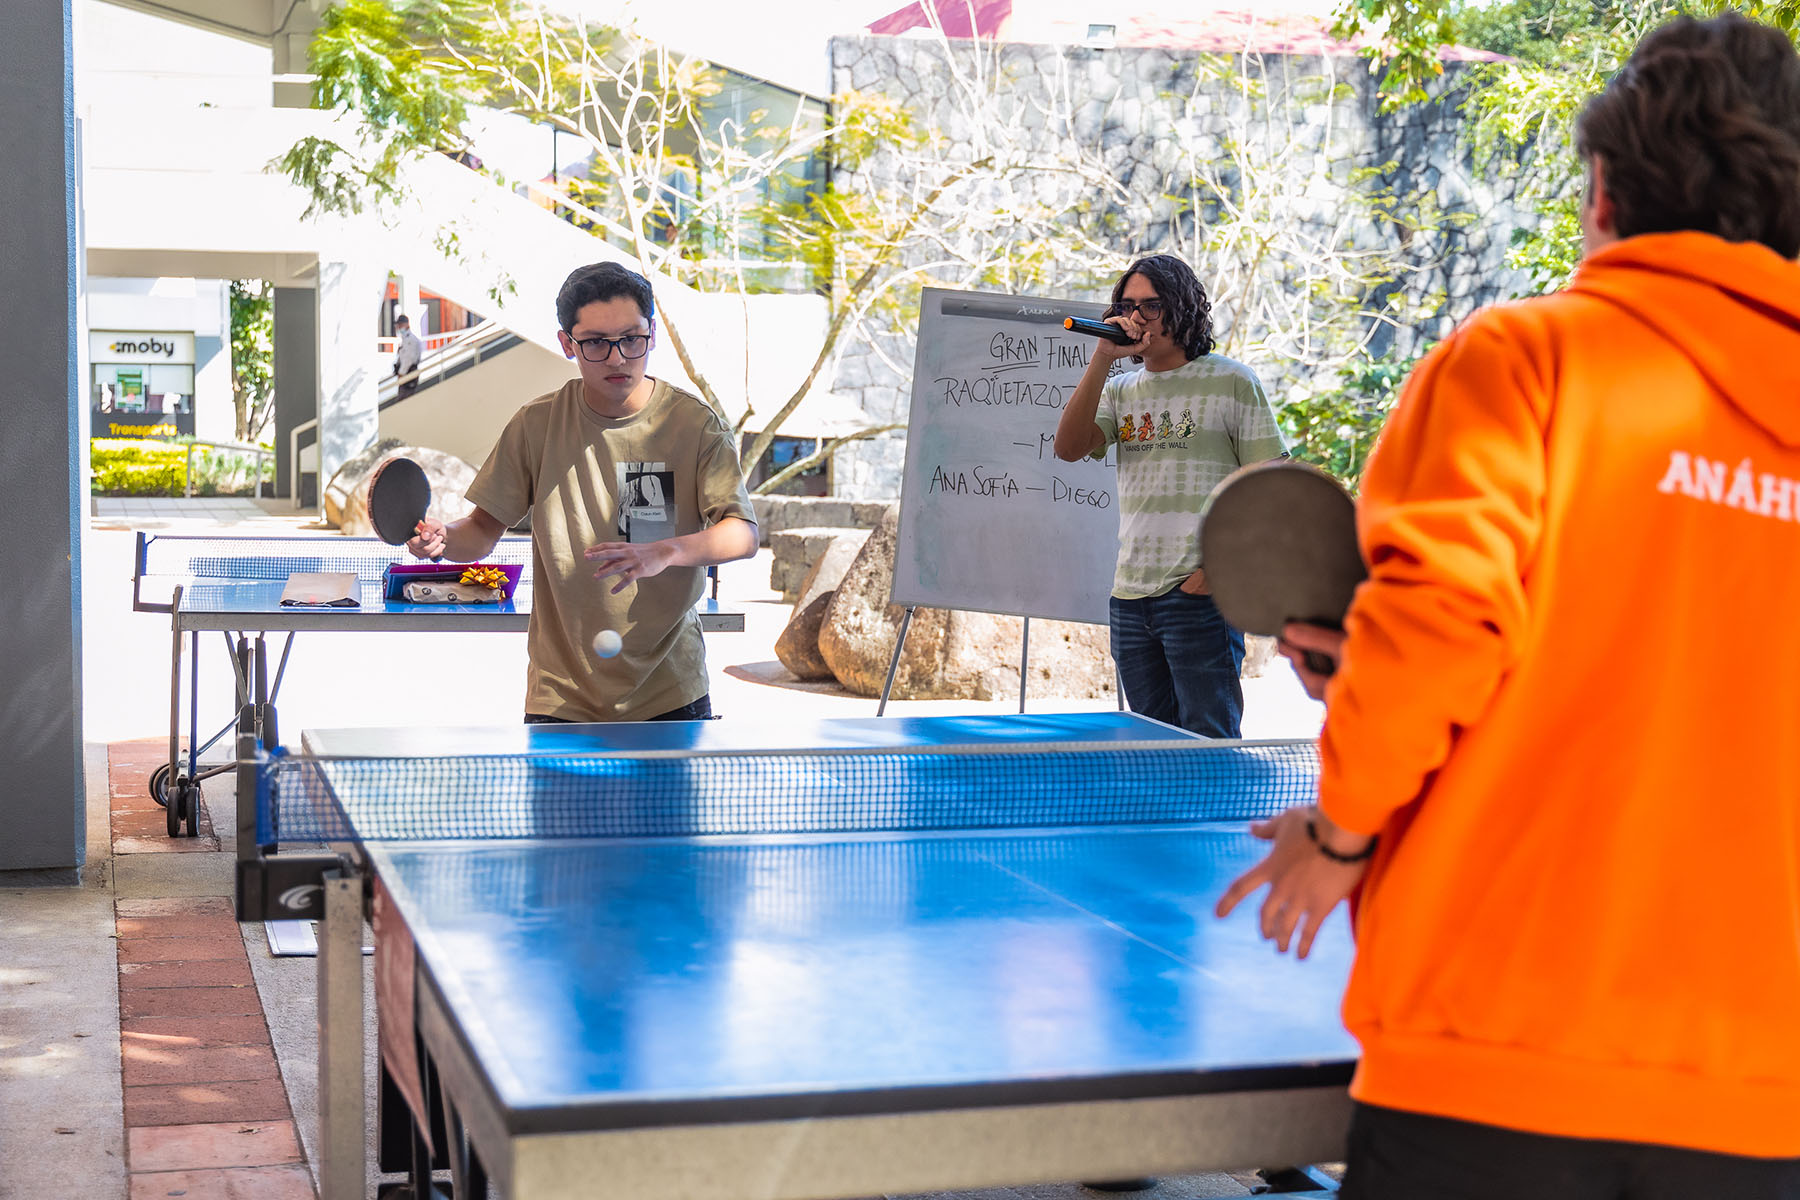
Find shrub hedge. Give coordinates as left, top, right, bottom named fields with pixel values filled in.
left=90, top=439, right=269, bottom=497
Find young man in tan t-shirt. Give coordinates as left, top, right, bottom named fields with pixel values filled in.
left=409, top=262, right=758, bottom=721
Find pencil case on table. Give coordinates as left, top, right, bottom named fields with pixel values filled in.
left=382, top=562, right=521, bottom=604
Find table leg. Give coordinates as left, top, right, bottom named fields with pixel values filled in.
left=167, top=609, right=183, bottom=807
left=254, top=634, right=278, bottom=749
left=184, top=631, right=203, bottom=837
left=408, top=1039, right=437, bottom=1198
left=318, top=870, right=367, bottom=1200
left=232, top=633, right=251, bottom=714
left=441, top=1085, right=487, bottom=1199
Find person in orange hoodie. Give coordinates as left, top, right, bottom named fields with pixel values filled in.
left=1216, top=13, right=1800, bottom=1198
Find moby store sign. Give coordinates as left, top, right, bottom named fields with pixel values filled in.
left=90, top=331, right=196, bottom=439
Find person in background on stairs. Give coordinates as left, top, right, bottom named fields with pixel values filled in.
left=392, top=313, right=423, bottom=399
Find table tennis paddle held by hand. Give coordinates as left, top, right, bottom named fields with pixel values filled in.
left=1199, top=460, right=1366, bottom=678
left=367, top=456, right=440, bottom=561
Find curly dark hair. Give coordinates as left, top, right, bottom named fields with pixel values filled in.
left=556, top=262, right=655, bottom=331
left=1576, top=13, right=1800, bottom=257
left=1109, top=254, right=1215, bottom=362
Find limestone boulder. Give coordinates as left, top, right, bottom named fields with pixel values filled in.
left=322, top=439, right=400, bottom=527
left=327, top=443, right=480, bottom=536
left=1241, top=633, right=1279, bottom=679
left=818, top=508, right=1115, bottom=701
left=770, top=526, right=867, bottom=601
left=775, top=531, right=872, bottom=681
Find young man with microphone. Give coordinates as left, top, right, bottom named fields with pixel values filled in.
left=1053, top=253, right=1287, bottom=738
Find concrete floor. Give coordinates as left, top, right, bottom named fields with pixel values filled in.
left=1, top=498, right=1329, bottom=1198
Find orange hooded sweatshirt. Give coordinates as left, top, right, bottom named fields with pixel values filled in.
left=1319, top=232, right=1800, bottom=1156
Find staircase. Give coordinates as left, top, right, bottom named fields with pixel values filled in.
left=82, top=101, right=854, bottom=479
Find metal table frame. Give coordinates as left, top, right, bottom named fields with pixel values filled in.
left=232, top=719, right=1354, bottom=1200
left=134, top=531, right=743, bottom=836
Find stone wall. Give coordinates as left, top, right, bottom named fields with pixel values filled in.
left=750, top=494, right=892, bottom=544
left=822, top=35, right=1534, bottom=500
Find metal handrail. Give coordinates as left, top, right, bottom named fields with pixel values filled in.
left=289, top=419, right=319, bottom=511
left=378, top=318, right=501, bottom=358
left=381, top=318, right=519, bottom=403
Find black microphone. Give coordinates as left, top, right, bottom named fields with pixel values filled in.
left=1062, top=315, right=1136, bottom=345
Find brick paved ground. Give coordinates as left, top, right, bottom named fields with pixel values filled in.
left=108, top=738, right=316, bottom=1200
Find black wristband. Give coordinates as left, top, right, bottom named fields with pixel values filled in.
left=1305, top=816, right=1377, bottom=864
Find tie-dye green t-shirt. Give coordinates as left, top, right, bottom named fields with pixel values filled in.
left=1094, top=354, right=1288, bottom=599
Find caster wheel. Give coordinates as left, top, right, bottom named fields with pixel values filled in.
left=150, top=762, right=172, bottom=808
left=167, top=779, right=203, bottom=838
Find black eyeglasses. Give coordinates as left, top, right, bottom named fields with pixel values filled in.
left=1112, top=299, right=1165, bottom=320
left=571, top=332, right=651, bottom=361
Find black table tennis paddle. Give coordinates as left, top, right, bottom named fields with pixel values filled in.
left=1200, top=460, right=1366, bottom=677
left=367, top=456, right=439, bottom=560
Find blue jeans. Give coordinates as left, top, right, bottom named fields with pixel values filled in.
left=1109, top=589, right=1244, bottom=738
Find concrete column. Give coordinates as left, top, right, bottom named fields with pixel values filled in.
left=315, top=256, right=386, bottom=485
left=0, top=0, right=82, bottom=878
left=398, top=274, right=421, bottom=334
left=273, top=284, right=319, bottom=498
left=192, top=278, right=232, bottom=444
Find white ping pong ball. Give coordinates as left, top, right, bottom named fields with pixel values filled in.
left=591, top=629, right=624, bottom=659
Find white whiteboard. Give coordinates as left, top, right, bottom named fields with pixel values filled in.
left=892, top=288, right=1121, bottom=625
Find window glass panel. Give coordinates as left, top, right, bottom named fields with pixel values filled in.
left=148, top=364, right=194, bottom=414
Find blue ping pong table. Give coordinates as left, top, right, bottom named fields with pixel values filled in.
left=239, top=712, right=1357, bottom=1200
left=134, top=531, right=744, bottom=837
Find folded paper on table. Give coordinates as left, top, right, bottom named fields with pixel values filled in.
left=382, top=561, right=522, bottom=603
left=279, top=572, right=360, bottom=607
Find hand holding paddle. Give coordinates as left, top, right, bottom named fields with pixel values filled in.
left=1277, top=622, right=1346, bottom=701
left=367, top=456, right=441, bottom=561
left=407, top=517, right=448, bottom=562
left=1199, top=460, right=1366, bottom=680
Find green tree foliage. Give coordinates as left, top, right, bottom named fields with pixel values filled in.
left=1447, top=2, right=1800, bottom=294
left=229, top=279, right=275, bottom=443
left=1453, top=0, right=1616, bottom=63
left=1281, top=349, right=1424, bottom=492
left=1156, top=53, right=1468, bottom=388
left=286, top=0, right=1479, bottom=489
left=1332, top=0, right=1800, bottom=108
left=1310, top=1, right=1800, bottom=486
left=1330, top=0, right=1460, bottom=107
left=283, top=0, right=1129, bottom=485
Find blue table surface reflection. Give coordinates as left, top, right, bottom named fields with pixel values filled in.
left=367, top=821, right=1356, bottom=1124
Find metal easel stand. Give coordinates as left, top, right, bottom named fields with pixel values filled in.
left=876, top=607, right=916, bottom=716
left=876, top=608, right=1036, bottom=715
left=1019, top=616, right=1030, bottom=714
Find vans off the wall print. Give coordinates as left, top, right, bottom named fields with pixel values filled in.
left=617, top=462, right=678, bottom=542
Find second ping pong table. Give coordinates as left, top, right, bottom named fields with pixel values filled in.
left=134, top=531, right=745, bottom=836
left=238, top=712, right=1358, bottom=1199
